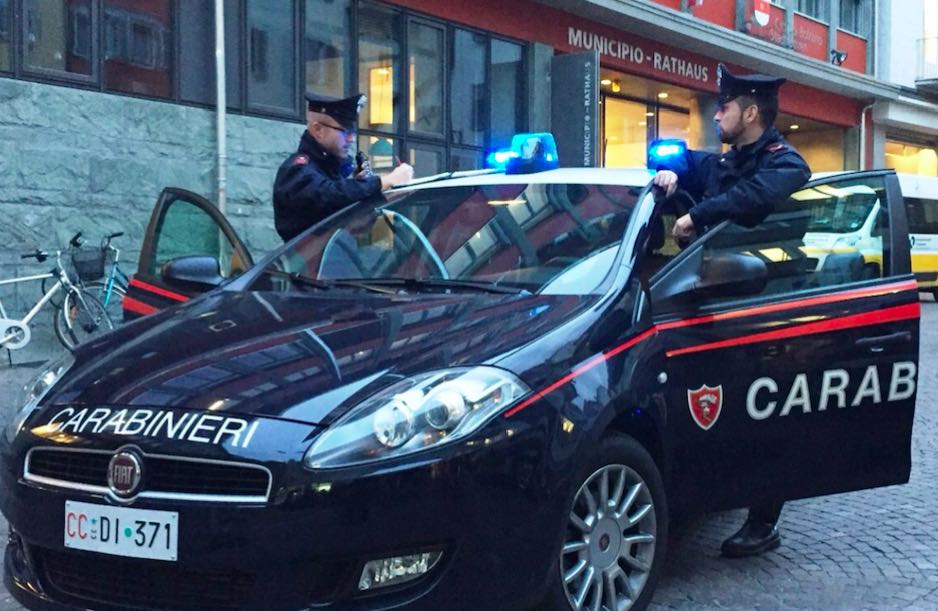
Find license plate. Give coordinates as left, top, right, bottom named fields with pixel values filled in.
left=64, top=501, right=178, bottom=561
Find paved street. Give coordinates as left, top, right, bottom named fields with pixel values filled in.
left=0, top=301, right=935, bottom=610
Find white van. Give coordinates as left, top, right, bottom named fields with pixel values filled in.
left=898, top=174, right=938, bottom=298
left=801, top=173, right=938, bottom=296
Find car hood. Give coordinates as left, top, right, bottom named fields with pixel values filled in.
left=46, top=289, right=593, bottom=426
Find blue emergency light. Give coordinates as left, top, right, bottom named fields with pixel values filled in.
left=486, top=133, right=560, bottom=174
left=647, top=138, right=689, bottom=175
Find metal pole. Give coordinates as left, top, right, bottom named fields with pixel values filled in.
left=215, top=0, right=227, bottom=215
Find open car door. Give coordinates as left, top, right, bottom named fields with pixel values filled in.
left=123, top=188, right=253, bottom=320
left=643, top=170, right=919, bottom=517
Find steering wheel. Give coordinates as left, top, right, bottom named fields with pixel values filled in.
left=377, top=210, right=449, bottom=279
left=318, top=230, right=367, bottom=278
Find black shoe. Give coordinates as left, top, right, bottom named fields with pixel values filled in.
left=720, top=519, right=781, bottom=558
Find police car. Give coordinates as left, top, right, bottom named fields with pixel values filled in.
left=1, top=135, right=920, bottom=611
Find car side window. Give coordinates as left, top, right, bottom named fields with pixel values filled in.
left=150, top=196, right=240, bottom=278
left=694, top=175, right=890, bottom=305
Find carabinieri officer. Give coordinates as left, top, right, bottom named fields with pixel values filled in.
left=654, top=64, right=811, bottom=243
left=273, top=92, right=414, bottom=242
left=653, top=64, right=811, bottom=558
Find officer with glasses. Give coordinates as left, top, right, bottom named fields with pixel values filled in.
left=273, top=92, right=415, bottom=242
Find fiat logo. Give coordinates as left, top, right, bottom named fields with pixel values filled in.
left=107, top=451, right=142, bottom=498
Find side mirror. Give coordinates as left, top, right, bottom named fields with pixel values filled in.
left=694, top=252, right=767, bottom=298
left=653, top=251, right=767, bottom=305
left=160, top=256, right=225, bottom=292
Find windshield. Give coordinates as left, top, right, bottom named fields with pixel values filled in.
left=254, top=182, right=640, bottom=294
left=805, top=192, right=879, bottom=234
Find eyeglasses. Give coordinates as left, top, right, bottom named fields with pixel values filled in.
left=317, top=122, right=355, bottom=138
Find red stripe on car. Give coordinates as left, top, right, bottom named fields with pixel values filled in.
left=129, top=278, right=189, bottom=302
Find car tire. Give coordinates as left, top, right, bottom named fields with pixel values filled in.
left=535, top=434, right=668, bottom=611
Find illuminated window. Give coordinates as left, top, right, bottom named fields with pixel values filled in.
left=358, top=3, right=399, bottom=132
left=885, top=140, right=938, bottom=177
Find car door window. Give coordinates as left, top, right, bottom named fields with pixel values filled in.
left=150, top=195, right=241, bottom=278
left=693, top=174, right=890, bottom=304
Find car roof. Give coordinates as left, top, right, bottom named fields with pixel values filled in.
left=392, top=167, right=653, bottom=192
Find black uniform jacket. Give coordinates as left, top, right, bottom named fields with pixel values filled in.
left=273, top=131, right=383, bottom=242
left=677, top=127, right=811, bottom=230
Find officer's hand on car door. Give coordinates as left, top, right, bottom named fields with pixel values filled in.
left=672, top=213, right=696, bottom=242
left=653, top=170, right=679, bottom=200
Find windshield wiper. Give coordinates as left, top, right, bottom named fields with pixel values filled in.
left=357, top=277, right=530, bottom=295
left=263, top=269, right=396, bottom=294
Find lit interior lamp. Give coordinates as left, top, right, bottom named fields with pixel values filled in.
left=790, top=124, right=800, bottom=130
left=657, top=92, right=669, bottom=99
left=611, top=79, right=621, bottom=93
left=369, top=66, right=393, bottom=125
left=600, top=78, right=612, bottom=86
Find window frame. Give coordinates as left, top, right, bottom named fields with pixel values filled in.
left=244, top=0, right=300, bottom=118
left=20, top=0, right=99, bottom=85
left=647, top=171, right=903, bottom=316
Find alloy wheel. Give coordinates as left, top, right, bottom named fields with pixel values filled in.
left=560, top=464, right=657, bottom=611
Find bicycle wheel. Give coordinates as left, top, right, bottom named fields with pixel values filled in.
left=54, top=289, right=114, bottom=351
left=83, top=279, right=128, bottom=326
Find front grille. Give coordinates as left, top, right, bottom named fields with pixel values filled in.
left=25, top=448, right=271, bottom=503
left=38, top=546, right=254, bottom=611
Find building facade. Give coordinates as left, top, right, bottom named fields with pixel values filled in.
left=0, top=0, right=930, bottom=354
left=875, top=0, right=938, bottom=177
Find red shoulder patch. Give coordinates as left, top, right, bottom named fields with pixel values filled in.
left=767, top=143, right=786, bottom=153
left=293, top=155, right=309, bottom=166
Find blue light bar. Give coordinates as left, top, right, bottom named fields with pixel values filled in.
left=486, top=149, right=520, bottom=169
left=647, top=138, right=688, bottom=174
left=504, top=133, right=560, bottom=174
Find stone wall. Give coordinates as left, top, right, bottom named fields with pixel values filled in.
left=0, top=77, right=300, bottom=362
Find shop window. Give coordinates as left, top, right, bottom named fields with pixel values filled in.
left=24, top=0, right=94, bottom=77
left=490, top=39, right=524, bottom=149
left=359, top=3, right=400, bottom=132
left=103, top=1, right=171, bottom=98
left=450, top=29, right=486, bottom=147
left=796, top=0, right=829, bottom=21
left=657, top=108, right=690, bottom=141
left=451, top=147, right=483, bottom=172
left=407, top=141, right=444, bottom=176
left=603, top=97, right=647, bottom=168
left=178, top=0, right=241, bottom=107
left=304, top=0, right=350, bottom=100
left=408, top=20, right=444, bottom=136
left=247, top=0, right=296, bottom=114
left=885, top=141, right=938, bottom=177
left=787, top=128, right=846, bottom=172
left=359, top=134, right=398, bottom=173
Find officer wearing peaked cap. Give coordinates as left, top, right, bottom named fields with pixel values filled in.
left=653, top=64, right=811, bottom=558
left=654, top=63, right=810, bottom=242
left=273, top=92, right=414, bottom=243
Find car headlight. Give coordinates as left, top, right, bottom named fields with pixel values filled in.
left=4, top=352, right=75, bottom=443
left=304, top=367, right=530, bottom=469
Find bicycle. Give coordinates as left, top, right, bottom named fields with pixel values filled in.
left=0, top=233, right=114, bottom=352
left=78, top=232, right=128, bottom=325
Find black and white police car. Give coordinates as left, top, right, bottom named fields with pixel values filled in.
left=1, top=135, right=920, bottom=611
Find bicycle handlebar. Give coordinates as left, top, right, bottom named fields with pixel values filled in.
left=21, top=250, right=49, bottom=262
left=101, top=231, right=124, bottom=249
